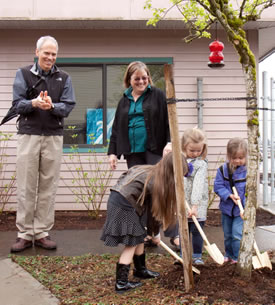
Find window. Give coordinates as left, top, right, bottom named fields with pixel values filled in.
left=59, top=58, right=172, bottom=151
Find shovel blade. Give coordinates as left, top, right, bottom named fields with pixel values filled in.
left=204, top=243, right=224, bottom=265
left=258, top=251, right=272, bottom=270
left=252, top=256, right=262, bottom=269
left=252, top=252, right=272, bottom=270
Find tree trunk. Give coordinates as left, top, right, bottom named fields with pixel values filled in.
left=164, top=64, right=194, bottom=291
left=236, top=62, right=259, bottom=278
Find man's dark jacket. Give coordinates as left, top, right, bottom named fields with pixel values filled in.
left=1, top=64, right=75, bottom=136
left=107, top=86, right=170, bottom=158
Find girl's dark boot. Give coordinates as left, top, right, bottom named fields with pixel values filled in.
left=133, top=253, right=160, bottom=279
left=115, top=263, right=142, bottom=293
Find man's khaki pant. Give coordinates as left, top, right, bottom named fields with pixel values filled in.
left=16, top=134, right=63, bottom=240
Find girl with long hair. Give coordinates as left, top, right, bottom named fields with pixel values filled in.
left=101, top=152, right=188, bottom=293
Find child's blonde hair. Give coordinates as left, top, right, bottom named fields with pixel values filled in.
left=181, top=128, right=208, bottom=159
left=227, top=137, right=247, bottom=171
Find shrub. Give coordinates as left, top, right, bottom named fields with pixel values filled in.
left=0, top=132, right=16, bottom=213
left=63, top=129, right=113, bottom=218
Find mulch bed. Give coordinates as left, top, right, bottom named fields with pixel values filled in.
left=1, top=208, right=274, bottom=231
left=3, top=208, right=275, bottom=304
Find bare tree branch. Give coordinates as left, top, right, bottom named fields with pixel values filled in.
left=239, top=0, right=248, bottom=18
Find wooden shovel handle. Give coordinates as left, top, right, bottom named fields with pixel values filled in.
left=159, top=240, right=183, bottom=262
left=232, top=188, right=260, bottom=256
left=159, top=240, right=200, bottom=274
left=232, top=186, right=244, bottom=213
left=233, top=187, right=272, bottom=269
left=185, top=201, right=211, bottom=247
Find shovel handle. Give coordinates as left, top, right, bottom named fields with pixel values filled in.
left=185, top=201, right=211, bottom=247
left=232, top=186, right=244, bottom=213
left=232, top=186, right=267, bottom=267
left=159, top=240, right=183, bottom=262
left=253, top=241, right=261, bottom=258
left=159, top=240, right=200, bottom=274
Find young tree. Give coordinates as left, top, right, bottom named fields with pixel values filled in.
left=145, top=0, right=275, bottom=278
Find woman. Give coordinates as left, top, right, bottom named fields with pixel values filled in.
left=108, top=61, right=171, bottom=169
left=108, top=61, right=171, bottom=246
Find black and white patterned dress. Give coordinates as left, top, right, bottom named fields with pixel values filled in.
left=100, top=191, right=147, bottom=247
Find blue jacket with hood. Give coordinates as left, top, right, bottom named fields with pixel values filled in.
left=214, top=162, right=247, bottom=217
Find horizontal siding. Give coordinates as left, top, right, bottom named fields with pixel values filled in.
left=0, top=28, right=257, bottom=211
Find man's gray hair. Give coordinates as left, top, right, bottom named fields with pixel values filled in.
left=36, top=36, right=58, bottom=51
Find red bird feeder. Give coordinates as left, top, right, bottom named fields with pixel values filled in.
left=208, top=40, right=225, bottom=68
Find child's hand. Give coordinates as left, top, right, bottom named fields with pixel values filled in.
left=163, top=142, right=172, bottom=156
left=229, top=194, right=240, bottom=205
left=188, top=205, right=198, bottom=217
left=152, top=235, right=161, bottom=245
left=240, top=211, right=244, bottom=220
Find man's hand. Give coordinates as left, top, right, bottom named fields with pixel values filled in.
left=43, top=91, right=54, bottom=108
left=32, top=91, right=53, bottom=110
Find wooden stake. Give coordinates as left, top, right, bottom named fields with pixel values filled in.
left=164, top=64, right=194, bottom=291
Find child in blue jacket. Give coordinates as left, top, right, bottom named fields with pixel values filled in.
left=214, top=137, right=247, bottom=263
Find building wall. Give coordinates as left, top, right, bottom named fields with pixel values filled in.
left=0, top=28, right=258, bottom=210
left=1, top=0, right=274, bottom=21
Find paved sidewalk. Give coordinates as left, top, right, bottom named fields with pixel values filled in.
left=0, top=258, right=59, bottom=305
left=0, top=222, right=274, bottom=305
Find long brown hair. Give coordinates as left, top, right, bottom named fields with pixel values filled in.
left=139, top=152, right=188, bottom=229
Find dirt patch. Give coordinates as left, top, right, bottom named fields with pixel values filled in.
left=161, top=258, right=275, bottom=305
left=0, top=208, right=274, bottom=231
left=206, top=208, right=275, bottom=227
left=0, top=210, right=107, bottom=231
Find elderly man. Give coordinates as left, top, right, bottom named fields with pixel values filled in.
left=10, top=36, right=76, bottom=252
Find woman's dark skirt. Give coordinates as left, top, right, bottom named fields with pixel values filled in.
left=100, top=191, right=146, bottom=247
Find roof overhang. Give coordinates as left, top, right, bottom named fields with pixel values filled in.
left=0, top=18, right=274, bottom=30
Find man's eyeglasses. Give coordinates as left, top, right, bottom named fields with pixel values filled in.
left=132, top=76, right=148, bottom=82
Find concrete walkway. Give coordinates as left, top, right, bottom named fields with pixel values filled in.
left=0, top=258, right=59, bottom=305
left=0, top=220, right=274, bottom=305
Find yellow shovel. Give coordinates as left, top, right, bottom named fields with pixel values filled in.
left=232, top=186, right=272, bottom=270
left=159, top=240, right=200, bottom=274
left=185, top=201, right=224, bottom=265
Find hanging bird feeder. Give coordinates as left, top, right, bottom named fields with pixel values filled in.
left=208, top=40, right=225, bottom=68
left=208, top=21, right=225, bottom=68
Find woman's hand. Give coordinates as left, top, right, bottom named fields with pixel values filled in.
left=109, top=154, right=118, bottom=170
